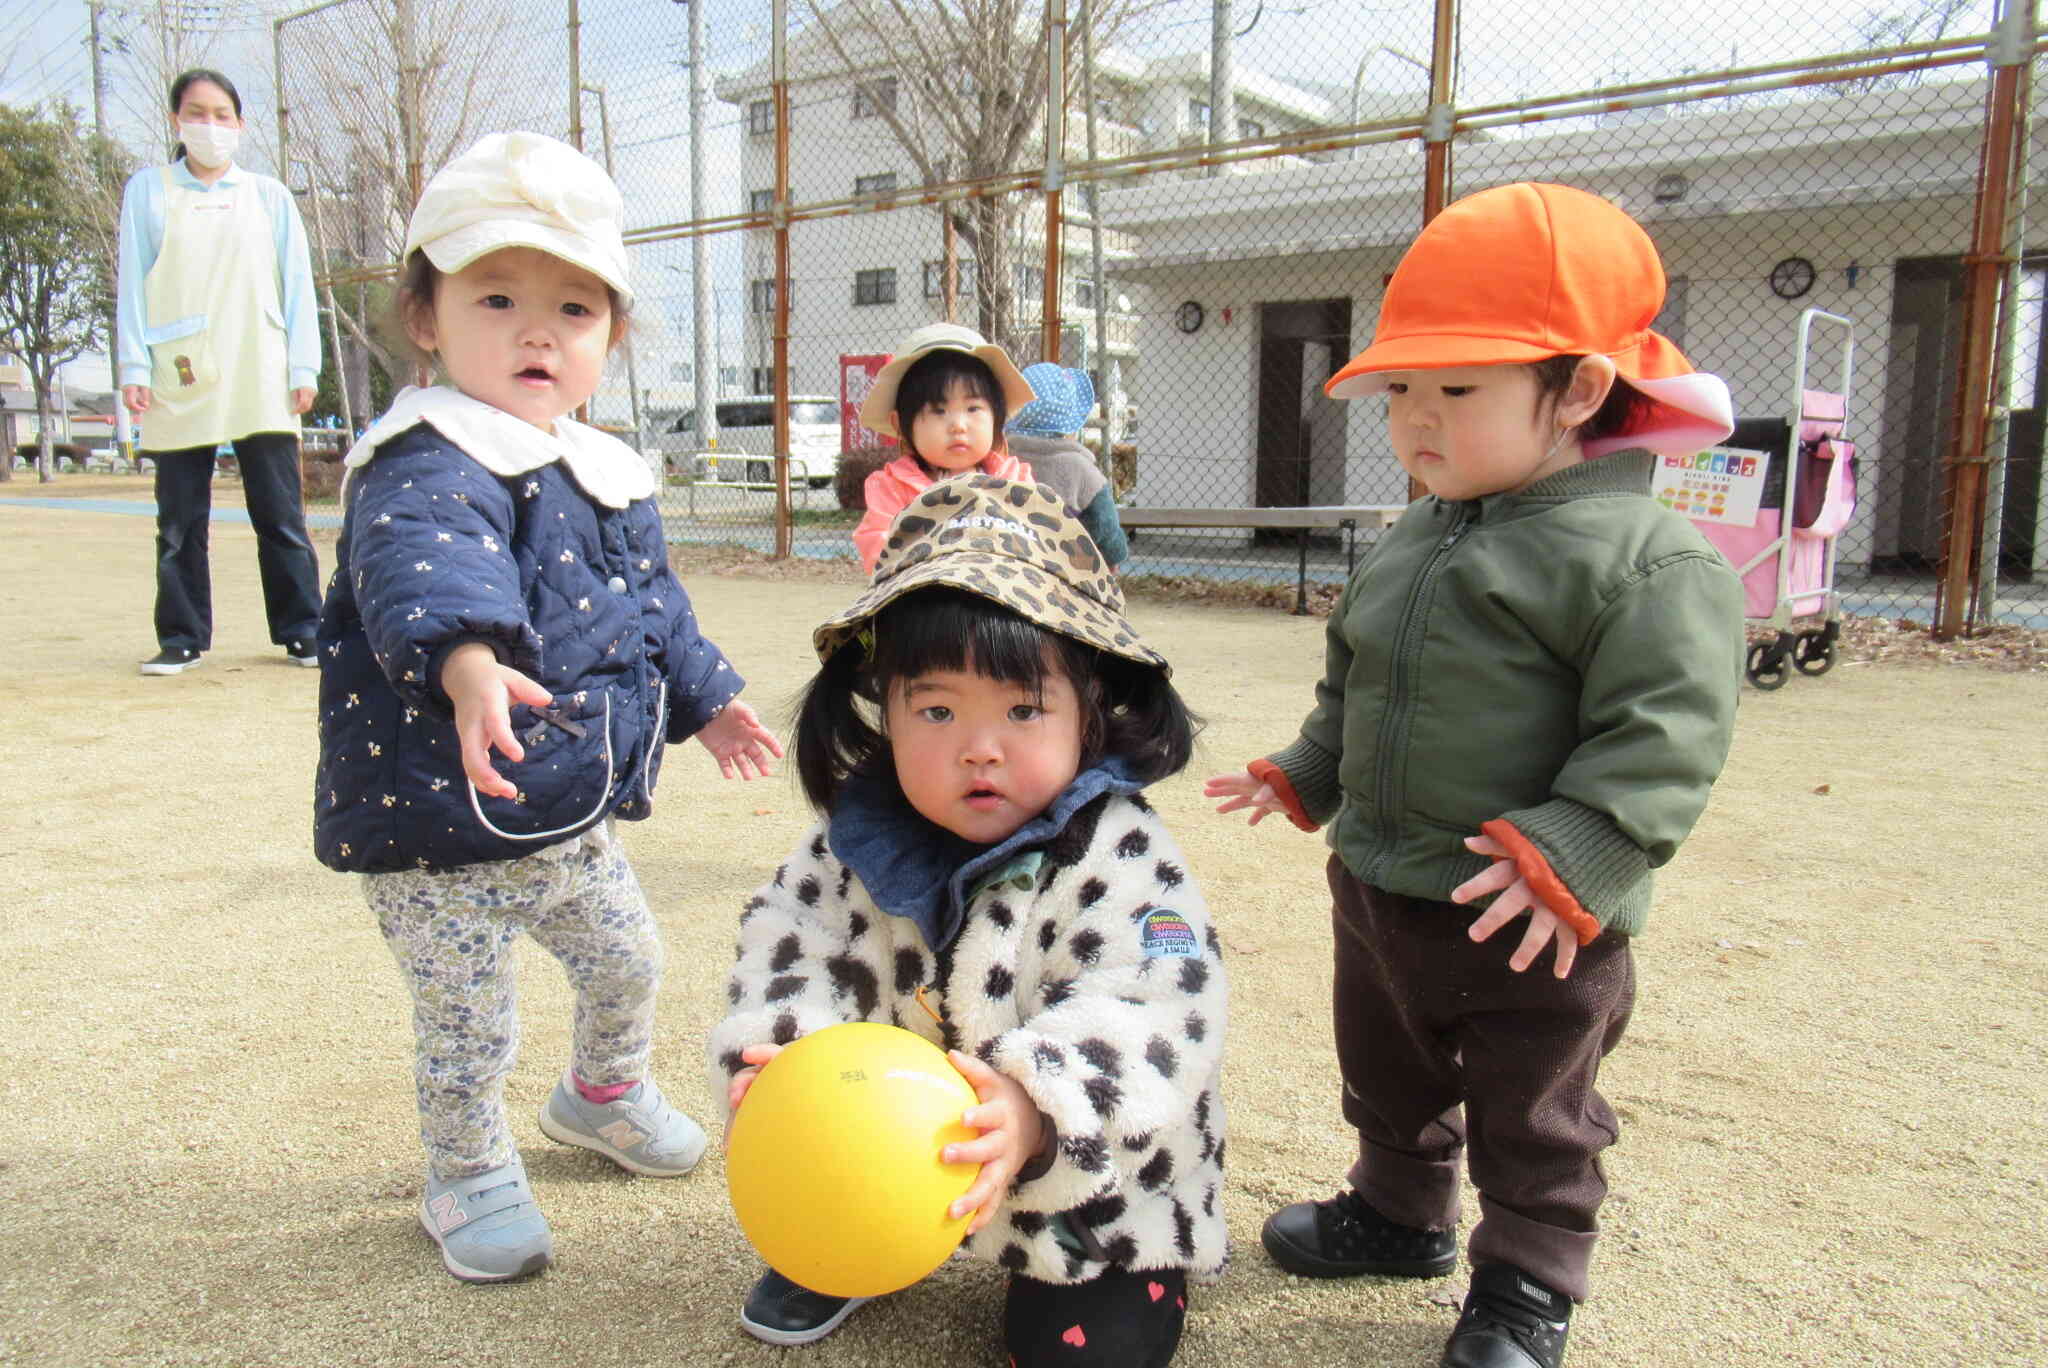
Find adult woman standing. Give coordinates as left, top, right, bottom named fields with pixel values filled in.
left=118, top=68, right=323, bottom=676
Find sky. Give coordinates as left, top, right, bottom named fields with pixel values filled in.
left=2, top=0, right=1989, bottom=391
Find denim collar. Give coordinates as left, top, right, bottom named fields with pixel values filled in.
left=827, top=757, right=1142, bottom=952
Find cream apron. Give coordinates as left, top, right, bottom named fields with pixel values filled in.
left=139, top=165, right=298, bottom=453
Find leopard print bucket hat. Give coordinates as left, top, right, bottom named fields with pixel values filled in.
left=813, top=476, right=1166, bottom=674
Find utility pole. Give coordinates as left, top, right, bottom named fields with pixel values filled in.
left=687, top=0, right=715, bottom=450
left=1208, top=0, right=1234, bottom=174
left=89, top=0, right=130, bottom=460
left=1079, top=0, right=1108, bottom=471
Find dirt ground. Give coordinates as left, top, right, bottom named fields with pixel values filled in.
left=2, top=475, right=2042, bottom=1367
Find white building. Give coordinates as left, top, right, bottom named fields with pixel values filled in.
left=1097, top=76, right=2046, bottom=575
left=713, top=24, right=1353, bottom=400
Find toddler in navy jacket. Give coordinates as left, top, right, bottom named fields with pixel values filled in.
left=312, top=131, right=782, bottom=1283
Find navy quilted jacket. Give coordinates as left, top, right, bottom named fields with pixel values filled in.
left=313, top=423, right=743, bottom=873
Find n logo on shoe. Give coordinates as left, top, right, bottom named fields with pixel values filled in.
left=426, top=1192, right=469, bottom=1233
left=597, top=1120, right=646, bottom=1150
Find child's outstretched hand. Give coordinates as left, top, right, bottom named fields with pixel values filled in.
left=440, top=641, right=553, bottom=800
left=725, top=1041, right=784, bottom=1115
left=942, top=1049, right=1048, bottom=1236
left=1203, top=769, right=1290, bottom=825
left=1452, top=834, right=1579, bottom=978
left=697, top=699, right=784, bottom=780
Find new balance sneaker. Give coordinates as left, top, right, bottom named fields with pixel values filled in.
left=284, top=638, right=320, bottom=667
left=739, top=1268, right=871, bottom=1347
left=419, top=1158, right=552, bottom=1283
left=1261, top=1188, right=1458, bottom=1279
left=537, top=1072, right=707, bottom=1177
left=139, top=647, right=203, bottom=676
left=1440, top=1263, right=1573, bottom=1368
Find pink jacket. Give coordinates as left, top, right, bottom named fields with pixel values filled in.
left=853, top=451, right=1034, bottom=573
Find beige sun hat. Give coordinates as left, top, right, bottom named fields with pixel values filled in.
left=814, top=476, right=1166, bottom=673
left=402, top=131, right=634, bottom=307
left=856, top=323, right=1036, bottom=438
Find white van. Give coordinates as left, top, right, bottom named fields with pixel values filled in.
left=660, top=395, right=842, bottom=487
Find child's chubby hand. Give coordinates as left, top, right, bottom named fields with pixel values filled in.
left=942, top=1050, right=1049, bottom=1236
left=725, top=1042, right=785, bottom=1115
left=1452, top=834, right=1580, bottom=978
left=1203, top=768, right=1290, bottom=826
left=697, top=699, right=785, bottom=780
left=439, top=641, right=553, bottom=800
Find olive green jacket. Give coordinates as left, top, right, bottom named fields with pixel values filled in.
left=1262, top=451, right=1744, bottom=938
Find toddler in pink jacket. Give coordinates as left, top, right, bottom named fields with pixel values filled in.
left=852, top=323, right=1037, bottom=573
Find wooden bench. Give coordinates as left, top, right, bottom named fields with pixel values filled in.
left=1117, top=504, right=1407, bottom=613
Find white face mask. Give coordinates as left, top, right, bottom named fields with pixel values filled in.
left=179, top=120, right=240, bottom=169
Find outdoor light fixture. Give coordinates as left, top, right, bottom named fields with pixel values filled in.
left=1652, top=172, right=1689, bottom=203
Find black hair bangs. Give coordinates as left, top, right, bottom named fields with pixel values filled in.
left=894, top=352, right=1008, bottom=456
left=868, top=589, right=1066, bottom=702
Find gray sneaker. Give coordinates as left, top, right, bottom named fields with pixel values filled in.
left=419, top=1158, right=552, bottom=1283
left=537, top=1071, right=707, bottom=1177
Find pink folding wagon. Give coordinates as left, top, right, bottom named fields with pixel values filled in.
left=1691, top=309, right=1858, bottom=690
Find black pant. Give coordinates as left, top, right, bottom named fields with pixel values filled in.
left=150, top=432, right=321, bottom=652
left=1004, top=1266, right=1187, bottom=1368
left=1329, top=857, right=1634, bottom=1302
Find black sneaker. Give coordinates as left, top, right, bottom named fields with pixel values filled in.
left=285, top=638, right=320, bottom=668
left=1440, top=1263, right=1572, bottom=1368
left=738, top=1268, right=871, bottom=1346
left=139, top=647, right=204, bottom=676
left=1261, top=1188, right=1457, bottom=1278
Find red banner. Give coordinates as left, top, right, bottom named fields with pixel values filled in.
left=839, top=353, right=895, bottom=452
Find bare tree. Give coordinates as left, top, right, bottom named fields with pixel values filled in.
left=274, top=0, right=556, bottom=399
left=0, top=103, right=119, bottom=483
left=1837, top=0, right=1983, bottom=92
left=798, top=0, right=1166, bottom=356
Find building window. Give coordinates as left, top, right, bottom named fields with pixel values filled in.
left=748, top=188, right=775, bottom=215
left=1013, top=264, right=1044, bottom=301
left=854, top=172, right=898, bottom=198
left=751, top=366, right=776, bottom=394
left=1074, top=276, right=1098, bottom=309
left=750, top=278, right=778, bottom=314
left=747, top=99, right=773, bottom=136
left=1188, top=98, right=1209, bottom=133
left=1239, top=117, right=1265, bottom=139
left=852, top=76, right=898, bottom=120
left=923, top=258, right=978, bottom=300
left=854, top=267, right=897, bottom=306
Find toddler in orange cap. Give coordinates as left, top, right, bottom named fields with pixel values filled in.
left=1206, top=183, right=1745, bottom=1368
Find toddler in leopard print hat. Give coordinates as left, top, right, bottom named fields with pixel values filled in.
left=710, top=476, right=1228, bottom=1365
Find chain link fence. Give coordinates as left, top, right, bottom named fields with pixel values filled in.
left=276, top=0, right=2043, bottom=633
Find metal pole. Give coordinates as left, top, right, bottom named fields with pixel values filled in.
left=1976, top=6, right=2036, bottom=625
left=1207, top=0, right=1233, bottom=173
left=689, top=0, right=716, bottom=451
left=771, top=0, right=791, bottom=557
left=1422, top=0, right=1455, bottom=221
left=1041, top=0, right=1067, bottom=363
left=293, top=160, right=355, bottom=435
left=1080, top=0, right=1109, bottom=473
left=568, top=0, right=584, bottom=150
left=582, top=84, right=642, bottom=449
left=1938, top=5, right=2031, bottom=638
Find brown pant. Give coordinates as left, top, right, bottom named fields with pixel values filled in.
left=1328, top=856, right=1634, bottom=1302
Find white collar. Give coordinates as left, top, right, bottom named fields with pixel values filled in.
left=342, top=386, right=654, bottom=509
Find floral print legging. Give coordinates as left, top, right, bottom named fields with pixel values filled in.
left=365, top=823, right=662, bottom=1181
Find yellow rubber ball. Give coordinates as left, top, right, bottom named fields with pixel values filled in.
left=725, top=1021, right=983, bottom=1298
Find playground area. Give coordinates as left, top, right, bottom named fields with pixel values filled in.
left=1, top=481, right=2042, bottom=1367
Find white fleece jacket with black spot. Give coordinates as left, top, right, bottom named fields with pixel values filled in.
left=707, top=791, right=1229, bottom=1285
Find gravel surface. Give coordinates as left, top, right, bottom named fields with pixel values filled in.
left=3, top=483, right=2041, bottom=1367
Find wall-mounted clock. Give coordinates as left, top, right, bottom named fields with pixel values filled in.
left=1174, top=300, right=1205, bottom=334
left=1769, top=256, right=1816, bottom=300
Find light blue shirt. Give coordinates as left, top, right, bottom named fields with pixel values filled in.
left=115, top=159, right=321, bottom=390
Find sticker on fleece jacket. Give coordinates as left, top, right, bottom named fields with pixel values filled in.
left=1138, top=909, right=1199, bottom=958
